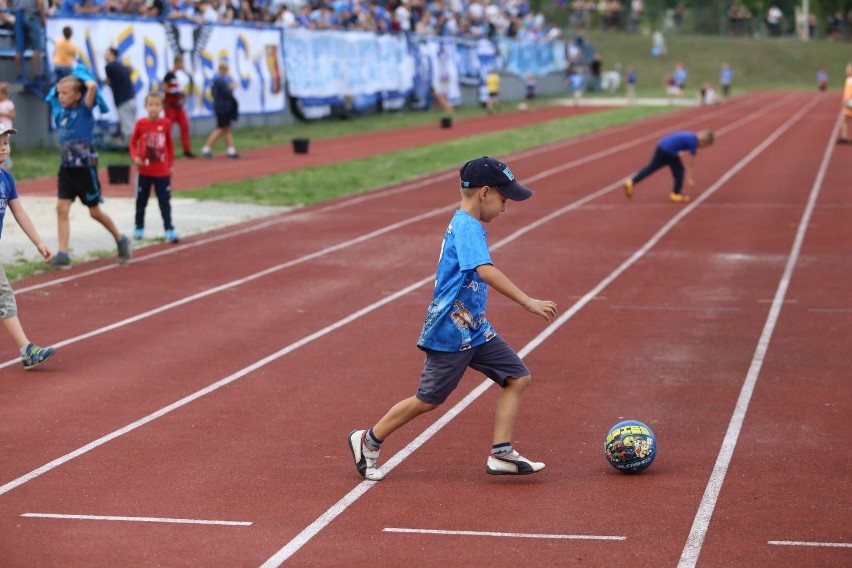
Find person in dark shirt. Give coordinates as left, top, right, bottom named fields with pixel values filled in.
left=200, top=61, right=239, bottom=159
left=103, top=47, right=137, bottom=145
left=623, top=130, right=714, bottom=203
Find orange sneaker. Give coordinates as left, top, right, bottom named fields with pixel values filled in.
left=670, top=192, right=691, bottom=203
left=624, top=178, right=634, bottom=199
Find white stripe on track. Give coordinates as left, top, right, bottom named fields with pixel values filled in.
left=768, top=541, right=852, bottom=548
left=0, top=95, right=801, bottom=504
left=382, top=527, right=626, bottom=541
left=20, top=513, right=252, bottom=526
left=676, top=97, right=840, bottom=568
left=14, top=95, right=767, bottom=296
left=259, top=95, right=820, bottom=567
left=2, top=97, right=776, bottom=370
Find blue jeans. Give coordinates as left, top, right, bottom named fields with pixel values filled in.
left=633, top=147, right=685, bottom=194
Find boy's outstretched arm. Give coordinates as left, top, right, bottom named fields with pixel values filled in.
left=8, top=199, right=52, bottom=261
left=476, top=263, right=557, bottom=322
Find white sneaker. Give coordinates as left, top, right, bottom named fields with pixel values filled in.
left=348, top=430, right=385, bottom=481
left=486, top=450, right=545, bottom=475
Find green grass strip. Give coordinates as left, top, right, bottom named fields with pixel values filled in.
left=187, top=105, right=669, bottom=207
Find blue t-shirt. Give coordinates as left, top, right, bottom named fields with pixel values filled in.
left=56, top=103, right=97, bottom=168
left=658, top=131, right=698, bottom=157
left=211, top=74, right=234, bottom=114
left=417, top=210, right=498, bottom=352
left=0, top=169, right=19, bottom=238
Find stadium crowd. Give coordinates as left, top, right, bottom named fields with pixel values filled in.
left=0, top=0, right=562, bottom=41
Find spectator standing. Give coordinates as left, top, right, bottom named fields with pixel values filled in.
left=52, top=26, right=79, bottom=83
left=0, top=83, right=14, bottom=168
left=103, top=47, right=137, bottom=146
left=163, top=55, right=195, bottom=158
left=673, top=62, right=687, bottom=93
left=522, top=74, right=536, bottom=110
left=816, top=65, right=828, bottom=92
left=46, top=74, right=131, bottom=267
left=651, top=29, right=666, bottom=58
left=129, top=92, right=178, bottom=242
left=11, top=0, right=46, bottom=81
left=672, top=2, right=685, bottom=30
left=201, top=61, right=239, bottom=159
left=625, top=65, right=637, bottom=104
left=766, top=4, right=783, bottom=37
left=485, top=68, right=500, bottom=114
left=839, top=62, right=852, bottom=145
left=0, top=123, right=57, bottom=370
left=628, top=0, right=643, bottom=33
left=719, top=63, right=733, bottom=98
left=589, top=53, right=602, bottom=92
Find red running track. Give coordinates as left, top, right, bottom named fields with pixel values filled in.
left=16, top=104, right=607, bottom=198
left=1, top=92, right=850, bottom=567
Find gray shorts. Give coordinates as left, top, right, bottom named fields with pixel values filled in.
left=416, top=336, right=530, bottom=405
left=0, top=263, right=18, bottom=320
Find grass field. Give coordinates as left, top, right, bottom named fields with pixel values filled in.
left=580, top=30, right=851, bottom=96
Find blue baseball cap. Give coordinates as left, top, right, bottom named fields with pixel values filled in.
left=459, top=156, right=534, bottom=201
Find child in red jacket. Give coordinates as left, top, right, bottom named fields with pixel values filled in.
left=129, top=92, right=178, bottom=243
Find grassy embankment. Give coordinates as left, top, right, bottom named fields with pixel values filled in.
left=580, top=29, right=850, bottom=96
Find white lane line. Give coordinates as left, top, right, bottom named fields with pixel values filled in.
left=259, top=95, right=819, bottom=568
left=21, top=513, right=251, bottom=526
left=0, top=95, right=796, bottom=540
left=14, top=95, right=766, bottom=296
left=676, top=97, right=838, bottom=568
left=768, top=540, right=852, bottom=548
left=2, top=97, right=768, bottom=370
left=383, top=527, right=626, bottom=541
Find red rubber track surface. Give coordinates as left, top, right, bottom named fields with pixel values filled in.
left=1, top=93, right=850, bottom=568
left=17, top=104, right=605, bottom=197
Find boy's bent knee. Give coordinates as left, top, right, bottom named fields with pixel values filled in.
left=412, top=395, right=441, bottom=412
left=507, top=375, right=532, bottom=390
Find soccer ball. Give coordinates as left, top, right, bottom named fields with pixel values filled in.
left=604, top=420, right=656, bottom=473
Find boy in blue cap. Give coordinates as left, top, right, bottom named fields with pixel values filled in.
left=0, top=123, right=57, bottom=369
left=349, top=156, right=558, bottom=481
left=624, top=129, right=714, bottom=203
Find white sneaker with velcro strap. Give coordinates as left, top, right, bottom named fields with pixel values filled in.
left=486, top=450, right=545, bottom=475
left=348, top=430, right=385, bottom=481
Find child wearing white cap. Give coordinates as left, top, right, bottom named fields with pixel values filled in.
left=0, top=123, right=57, bottom=369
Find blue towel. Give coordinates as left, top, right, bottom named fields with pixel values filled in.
left=45, top=63, right=111, bottom=122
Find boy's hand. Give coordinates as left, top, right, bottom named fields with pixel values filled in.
left=525, top=298, right=558, bottom=322
left=37, top=243, right=53, bottom=262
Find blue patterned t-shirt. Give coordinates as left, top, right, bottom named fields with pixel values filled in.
left=0, top=169, right=19, bottom=238
left=417, top=210, right=497, bottom=352
left=56, top=103, right=97, bottom=168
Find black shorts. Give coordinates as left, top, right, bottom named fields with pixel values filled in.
left=58, top=166, right=103, bottom=207
left=416, top=336, right=530, bottom=405
left=215, top=112, right=232, bottom=129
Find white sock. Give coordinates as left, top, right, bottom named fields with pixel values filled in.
left=202, top=146, right=210, bottom=153
left=227, top=147, right=237, bottom=155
